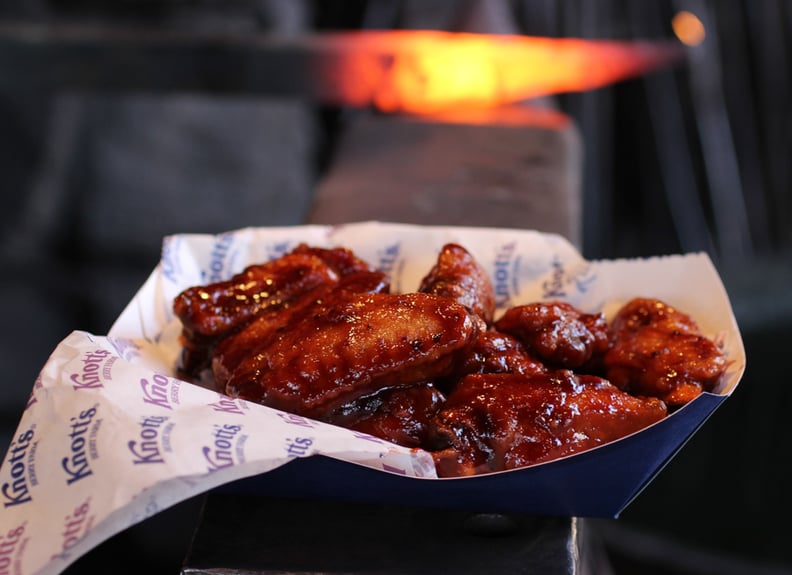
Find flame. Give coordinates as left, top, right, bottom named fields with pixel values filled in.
left=672, top=11, right=706, bottom=47
left=311, top=31, right=684, bottom=115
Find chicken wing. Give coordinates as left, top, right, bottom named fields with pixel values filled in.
left=494, top=301, right=609, bottom=370
left=326, top=383, right=446, bottom=449
left=419, top=243, right=496, bottom=325
left=442, top=329, right=547, bottom=394
left=603, top=298, right=728, bottom=407
left=431, top=371, right=667, bottom=477
left=173, top=244, right=384, bottom=380
left=212, top=270, right=390, bottom=390
left=223, top=291, right=479, bottom=419
left=173, top=252, right=337, bottom=338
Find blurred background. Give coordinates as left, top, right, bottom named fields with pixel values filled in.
left=1, top=0, right=790, bottom=573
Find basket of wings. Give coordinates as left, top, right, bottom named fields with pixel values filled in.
left=0, top=222, right=745, bottom=575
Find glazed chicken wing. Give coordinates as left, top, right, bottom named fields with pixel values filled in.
left=173, top=252, right=337, bottom=338
left=212, top=269, right=390, bottom=389
left=326, top=383, right=446, bottom=449
left=448, top=330, right=547, bottom=390
left=173, top=245, right=384, bottom=380
left=603, top=298, right=728, bottom=407
left=222, top=291, right=479, bottom=419
left=494, top=301, right=609, bottom=370
left=431, top=371, right=667, bottom=477
left=419, top=243, right=496, bottom=325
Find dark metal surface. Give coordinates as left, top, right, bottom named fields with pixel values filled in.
left=0, top=22, right=312, bottom=95
left=181, top=494, right=583, bottom=575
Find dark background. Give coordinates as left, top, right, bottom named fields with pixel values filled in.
left=1, top=1, right=790, bottom=574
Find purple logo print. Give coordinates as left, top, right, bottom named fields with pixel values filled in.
left=128, top=416, right=169, bottom=465
left=69, top=349, right=113, bottom=390
left=61, top=406, right=99, bottom=485
left=1, top=428, right=35, bottom=507
left=202, top=424, right=246, bottom=472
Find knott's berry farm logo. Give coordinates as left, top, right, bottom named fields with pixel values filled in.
left=69, top=349, right=113, bottom=390
left=1, top=427, right=35, bottom=508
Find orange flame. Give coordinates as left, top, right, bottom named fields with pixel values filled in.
left=311, top=31, right=684, bottom=115
left=672, top=11, right=706, bottom=47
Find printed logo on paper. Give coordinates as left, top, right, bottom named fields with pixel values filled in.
left=50, top=498, right=94, bottom=562
left=69, top=349, right=116, bottom=391
left=108, top=337, right=141, bottom=363
left=493, top=241, right=519, bottom=309
left=202, top=233, right=238, bottom=283
left=542, top=255, right=597, bottom=299
left=379, top=457, right=408, bottom=476
left=350, top=430, right=387, bottom=446
left=202, top=424, right=248, bottom=472
left=275, top=413, right=319, bottom=459
left=139, top=373, right=181, bottom=411
left=128, top=415, right=173, bottom=465
left=61, top=405, right=102, bottom=486
left=284, top=436, right=314, bottom=459
left=265, top=241, right=293, bottom=262
left=0, top=521, right=28, bottom=574
left=161, top=235, right=182, bottom=284
left=1, top=427, right=36, bottom=508
left=24, top=377, right=43, bottom=411
left=208, top=394, right=247, bottom=416
left=276, top=412, right=319, bottom=429
left=377, top=242, right=402, bottom=278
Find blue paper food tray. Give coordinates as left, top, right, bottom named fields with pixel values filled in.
left=224, top=391, right=726, bottom=518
